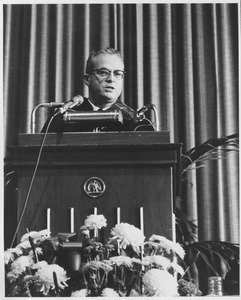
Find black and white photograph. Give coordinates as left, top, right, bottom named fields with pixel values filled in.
left=2, top=0, right=239, bottom=297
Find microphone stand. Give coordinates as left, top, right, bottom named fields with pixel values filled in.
left=31, top=102, right=64, bottom=133
left=136, top=104, right=160, bottom=131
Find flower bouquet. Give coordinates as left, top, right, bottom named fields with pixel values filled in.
left=5, top=214, right=201, bottom=297
left=4, top=229, right=69, bottom=296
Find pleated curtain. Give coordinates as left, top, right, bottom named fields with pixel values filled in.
left=3, top=3, right=239, bottom=246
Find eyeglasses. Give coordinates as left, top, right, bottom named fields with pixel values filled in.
left=91, top=68, right=126, bottom=80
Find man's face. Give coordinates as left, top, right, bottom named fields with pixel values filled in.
left=84, top=53, right=124, bottom=108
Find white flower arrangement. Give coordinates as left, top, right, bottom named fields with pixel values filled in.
left=71, top=288, right=89, bottom=297
left=20, top=229, right=51, bottom=243
left=33, top=263, right=69, bottom=295
left=101, top=287, right=120, bottom=297
left=80, top=214, right=107, bottom=239
left=142, top=255, right=185, bottom=275
left=84, top=214, right=107, bottom=230
left=143, top=269, right=179, bottom=296
left=5, top=214, right=192, bottom=297
left=4, top=247, right=23, bottom=264
left=7, top=255, right=34, bottom=281
left=148, top=234, right=185, bottom=259
left=109, top=222, right=145, bottom=254
left=4, top=229, right=68, bottom=297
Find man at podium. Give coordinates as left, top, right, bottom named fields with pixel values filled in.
left=42, top=47, right=154, bottom=133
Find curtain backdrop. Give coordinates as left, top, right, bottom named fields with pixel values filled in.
left=3, top=3, right=239, bottom=248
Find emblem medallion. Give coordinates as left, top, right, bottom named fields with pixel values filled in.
left=83, top=177, right=106, bottom=198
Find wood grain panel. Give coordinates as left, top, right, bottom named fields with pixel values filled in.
left=7, top=133, right=181, bottom=245
left=17, top=166, right=173, bottom=242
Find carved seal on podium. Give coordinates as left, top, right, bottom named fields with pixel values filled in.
left=83, top=177, right=106, bottom=198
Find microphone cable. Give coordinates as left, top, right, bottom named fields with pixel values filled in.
left=133, top=117, right=155, bottom=131
left=10, top=113, right=58, bottom=248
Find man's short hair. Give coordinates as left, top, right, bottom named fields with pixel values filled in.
left=85, top=47, right=123, bottom=74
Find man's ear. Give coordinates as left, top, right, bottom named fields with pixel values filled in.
left=83, top=74, right=90, bottom=86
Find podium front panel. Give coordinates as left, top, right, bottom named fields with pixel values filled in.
left=17, top=165, right=173, bottom=241
left=8, top=132, right=181, bottom=244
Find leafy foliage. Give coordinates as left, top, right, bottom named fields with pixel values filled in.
left=182, top=133, right=239, bottom=175
left=177, top=133, right=240, bottom=295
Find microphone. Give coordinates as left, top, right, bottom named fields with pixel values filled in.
left=135, top=103, right=160, bottom=131
left=134, top=105, right=149, bottom=120
left=112, top=102, right=135, bottom=120
left=63, top=110, right=123, bottom=124
left=55, top=95, right=84, bottom=115
left=112, top=101, right=148, bottom=123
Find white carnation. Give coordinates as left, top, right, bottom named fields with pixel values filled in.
left=170, top=262, right=185, bottom=276
left=20, top=231, right=38, bottom=243
left=71, top=289, right=89, bottom=297
left=131, top=257, right=142, bottom=265
left=29, top=247, right=43, bottom=260
left=109, top=255, right=132, bottom=267
left=31, top=260, right=48, bottom=270
left=16, top=240, right=31, bottom=250
left=143, top=269, right=178, bottom=296
left=35, top=229, right=51, bottom=242
left=142, top=255, right=171, bottom=268
left=84, top=214, right=107, bottom=230
left=35, top=263, right=69, bottom=295
left=7, top=255, right=33, bottom=281
left=84, top=260, right=113, bottom=272
left=129, top=289, right=141, bottom=296
left=4, top=248, right=23, bottom=264
left=20, top=229, right=51, bottom=244
left=109, top=222, right=145, bottom=254
left=101, top=288, right=119, bottom=297
left=149, top=235, right=185, bottom=259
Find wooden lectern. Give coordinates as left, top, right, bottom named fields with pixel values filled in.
left=8, top=132, right=181, bottom=244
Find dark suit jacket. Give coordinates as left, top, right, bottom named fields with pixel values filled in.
left=41, top=98, right=154, bottom=132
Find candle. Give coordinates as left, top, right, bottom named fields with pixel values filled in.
left=140, top=207, right=144, bottom=268
left=93, top=207, right=98, bottom=237
left=140, top=207, right=144, bottom=233
left=172, top=212, right=176, bottom=242
left=117, top=207, right=120, bottom=224
left=70, top=207, right=74, bottom=233
left=172, top=212, right=177, bottom=281
left=47, top=208, right=50, bottom=231
left=117, top=207, right=121, bottom=254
